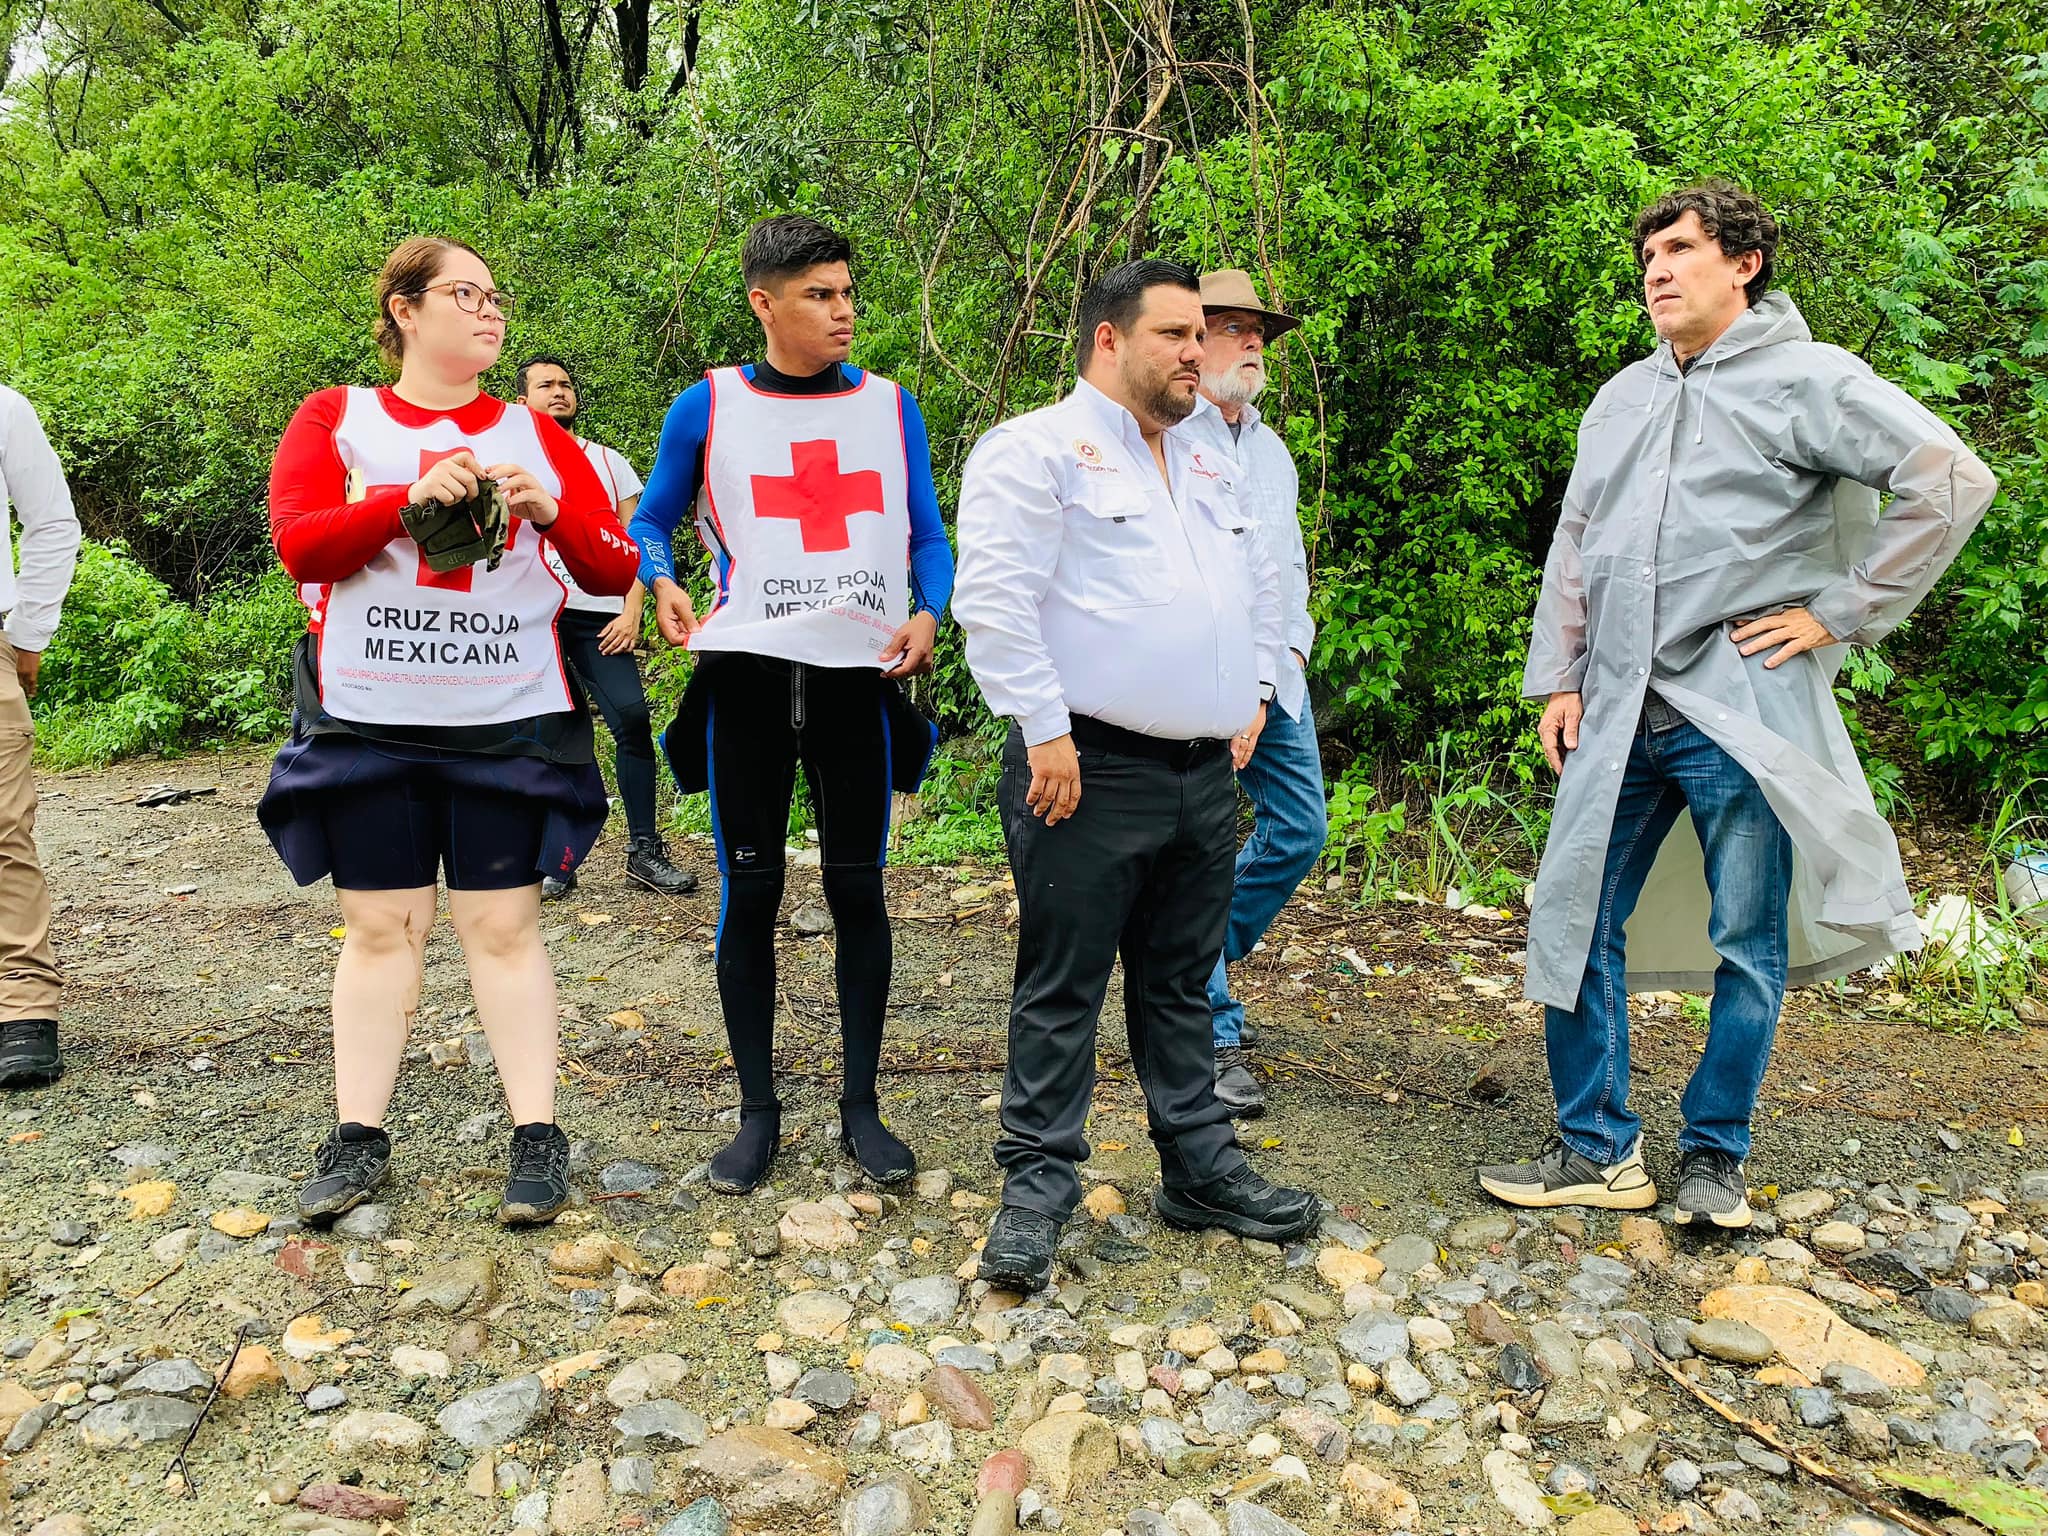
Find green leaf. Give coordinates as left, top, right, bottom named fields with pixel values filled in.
left=1879, top=1468, right=2048, bottom=1534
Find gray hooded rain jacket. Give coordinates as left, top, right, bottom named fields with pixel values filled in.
left=1523, top=291, right=1999, bottom=1010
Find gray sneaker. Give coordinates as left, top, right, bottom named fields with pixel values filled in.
left=1477, top=1135, right=1657, bottom=1210
left=1673, top=1147, right=1752, bottom=1228
left=1214, top=1046, right=1266, bottom=1117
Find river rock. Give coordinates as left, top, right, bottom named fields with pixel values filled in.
left=780, top=1202, right=859, bottom=1252
left=328, top=1409, right=431, bottom=1461
left=119, top=1358, right=211, bottom=1399
left=77, top=1395, right=202, bottom=1451
left=613, top=1399, right=708, bottom=1448
left=550, top=1456, right=608, bottom=1533
left=439, top=1374, right=552, bottom=1449
left=840, top=1470, right=930, bottom=1535
left=1225, top=1506, right=1309, bottom=1536
left=1687, top=1318, right=1776, bottom=1365
left=922, top=1364, right=994, bottom=1430
left=1483, top=1449, right=1555, bottom=1528
left=394, top=1255, right=498, bottom=1317
left=1700, top=1285, right=1924, bottom=1387
left=607, top=1353, right=688, bottom=1408
left=888, top=1276, right=960, bottom=1328
left=680, top=1426, right=849, bottom=1524
left=300, top=1483, right=409, bottom=1521
left=778, top=1291, right=856, bottom=1342
left=1018, top=1411, right=1117, bottom=1500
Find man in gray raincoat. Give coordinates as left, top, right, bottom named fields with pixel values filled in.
left=1479, top=181, right=1998, bottom=1229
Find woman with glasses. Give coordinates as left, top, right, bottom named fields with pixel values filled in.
left=259, top=235, right=639, bottom=1227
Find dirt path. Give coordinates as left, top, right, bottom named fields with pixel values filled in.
left=3, top=751, right=2043, bottom=1534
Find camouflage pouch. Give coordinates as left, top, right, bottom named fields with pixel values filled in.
left=402, top=478, right=511, bottom=573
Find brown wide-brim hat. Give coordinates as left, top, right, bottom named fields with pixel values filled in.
left=1198, top=268, right=1300, bottom=339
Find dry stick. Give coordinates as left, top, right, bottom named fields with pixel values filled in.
left=1613, top=1323, right=1947, bottom=1536
left=165, top=1320, right=252, bottom=1496
left=124, top=1258, right=185, bottom=1301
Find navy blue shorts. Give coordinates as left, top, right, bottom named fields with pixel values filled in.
left=321, top=776, right=548, bottom=891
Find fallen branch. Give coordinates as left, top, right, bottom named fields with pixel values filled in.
left=1614, top=1322, right=1947, bottom=1536
left=124, top=1258, right=185, bottom=1301
left=165, top=1321, right=251, bottom=1496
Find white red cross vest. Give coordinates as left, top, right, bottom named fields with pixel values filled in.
left=306, top=388, right=573, bottom=727
left=543, top=439, right=635, bottom=615
left=690, top=366, right=911, bottom=666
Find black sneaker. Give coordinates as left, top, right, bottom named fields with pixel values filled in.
left=298, top=1126, right=392, bottom=1219
left=1477, top=1135, right=1657, bottom=1210
left=498, top=1123, right=572, bottom=1225
left=1673, top=1147, right=1752, bottom=1229
left=1155, top=1162, right=1321, bottom=1242
left=978, top=1206, right=1061, bottom=1292
left=1213, top=1046, right=1266, bottom=1118
left=626, top=836, right=698, bottom=896
left=1238, top=1019, right=1261, bottom=1047
left=541, top=873, right=576, bottom=901
left=0, top=1019, right=61, bottom=1088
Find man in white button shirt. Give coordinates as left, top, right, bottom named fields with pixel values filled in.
left=0, top=386, right=81, bottom=1090
left=955, top=260, right=1323, bottom=1292
left=1184, top=270, right=1327, bottom=1118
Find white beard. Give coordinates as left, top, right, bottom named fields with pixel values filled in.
left=1201, top=360, right=1266, bottom=409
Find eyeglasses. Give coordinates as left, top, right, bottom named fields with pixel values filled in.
left=1215, top=320, right=1265, bottom=340
left=419, top=280, right=517, bottom=318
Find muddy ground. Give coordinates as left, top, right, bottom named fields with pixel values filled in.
left=2, top=749, right=2043, bottom=1534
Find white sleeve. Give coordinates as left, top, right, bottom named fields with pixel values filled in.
left=607, top=447, right=645, bottom=504
left=953, top=426, right=1071, bottom=746
left=1, top=393, right=82, bottom=653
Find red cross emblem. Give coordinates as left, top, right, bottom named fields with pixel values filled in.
left=752, top=440, right=884, bottom=553
left=370, top=447, right=524, bottom=593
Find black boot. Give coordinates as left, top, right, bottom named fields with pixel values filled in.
left=626, top=836, right=699, bottom=895
left=298, top=1124, right=391, bottom=1220
left=0, top=1019, right=60, bottom=1089
left=839, top=1099, right=915, bottom=1184
left=977, top=1206, right=1062, bottom=1293
left=708, top=1103, right=782, bottom=1195
left=498, top=1122, right=572, bottom=1225
left=1154, top=1161, right=1321, bottom=1242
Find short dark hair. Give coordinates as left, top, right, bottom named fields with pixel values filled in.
left=514, top=354, right=576, bottom=398
left=1075, top=259, right=1201, bottom=372
left=742, top=215, right=853, bottom=291
left=1634, top=179, right=1780, bottom=307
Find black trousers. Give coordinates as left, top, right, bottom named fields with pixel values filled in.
left=558, top=608, right=658, bottom=844
left=995, top=721, right=1246, bottom=1220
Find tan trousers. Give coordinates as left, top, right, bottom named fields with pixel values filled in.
left=0, top=637, right=60, bottom=1021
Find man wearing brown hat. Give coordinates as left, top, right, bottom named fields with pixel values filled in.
left=1188, top=270, right=1325, bottom=1117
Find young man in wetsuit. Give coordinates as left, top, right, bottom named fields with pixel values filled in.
left=629, top=215, right=954, bottom=1193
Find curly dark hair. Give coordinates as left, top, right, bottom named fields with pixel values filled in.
left=1633, top=180, right=1779, bottom=307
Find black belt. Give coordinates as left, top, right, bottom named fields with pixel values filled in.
left=1069, top=714, right=1229, bottom=770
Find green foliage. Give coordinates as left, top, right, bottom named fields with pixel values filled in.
left=33, top=542, right=299, bottom=767
left=2, top=0, right=2043, bottom=810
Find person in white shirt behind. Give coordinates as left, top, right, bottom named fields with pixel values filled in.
left=0, top=386, right=82, bottom=1090
left=514, top=356, right=697, bottom=899
left=954, top=259, right=1324, bottom=1293
left=1183, top=270, right=1328, bottom=1118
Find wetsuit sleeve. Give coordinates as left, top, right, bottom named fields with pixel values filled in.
left=531, top=409, right=640, bottom=595
left=629, top=380, right=712, bottom=588
left=900, top=388, right=955, bottom=618
left=269, top=388, right=409, bottom=584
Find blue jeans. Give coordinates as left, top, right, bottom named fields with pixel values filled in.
left=1548, top=697, right=1792, bottom=1164
left=1207, top=698, right=1328, bottom=1047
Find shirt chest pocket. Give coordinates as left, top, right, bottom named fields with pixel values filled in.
left=1192, top=483, right=1254, bottom=611
left=1063, top=484, right=1182, bottom=612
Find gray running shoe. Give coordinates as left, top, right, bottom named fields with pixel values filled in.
left=1673, top=1147, right=1752, bottom=1228
left=1214, top=1046, right=1266, bottom=1117
left=1477, top=1135, right=1657, bottom=1210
